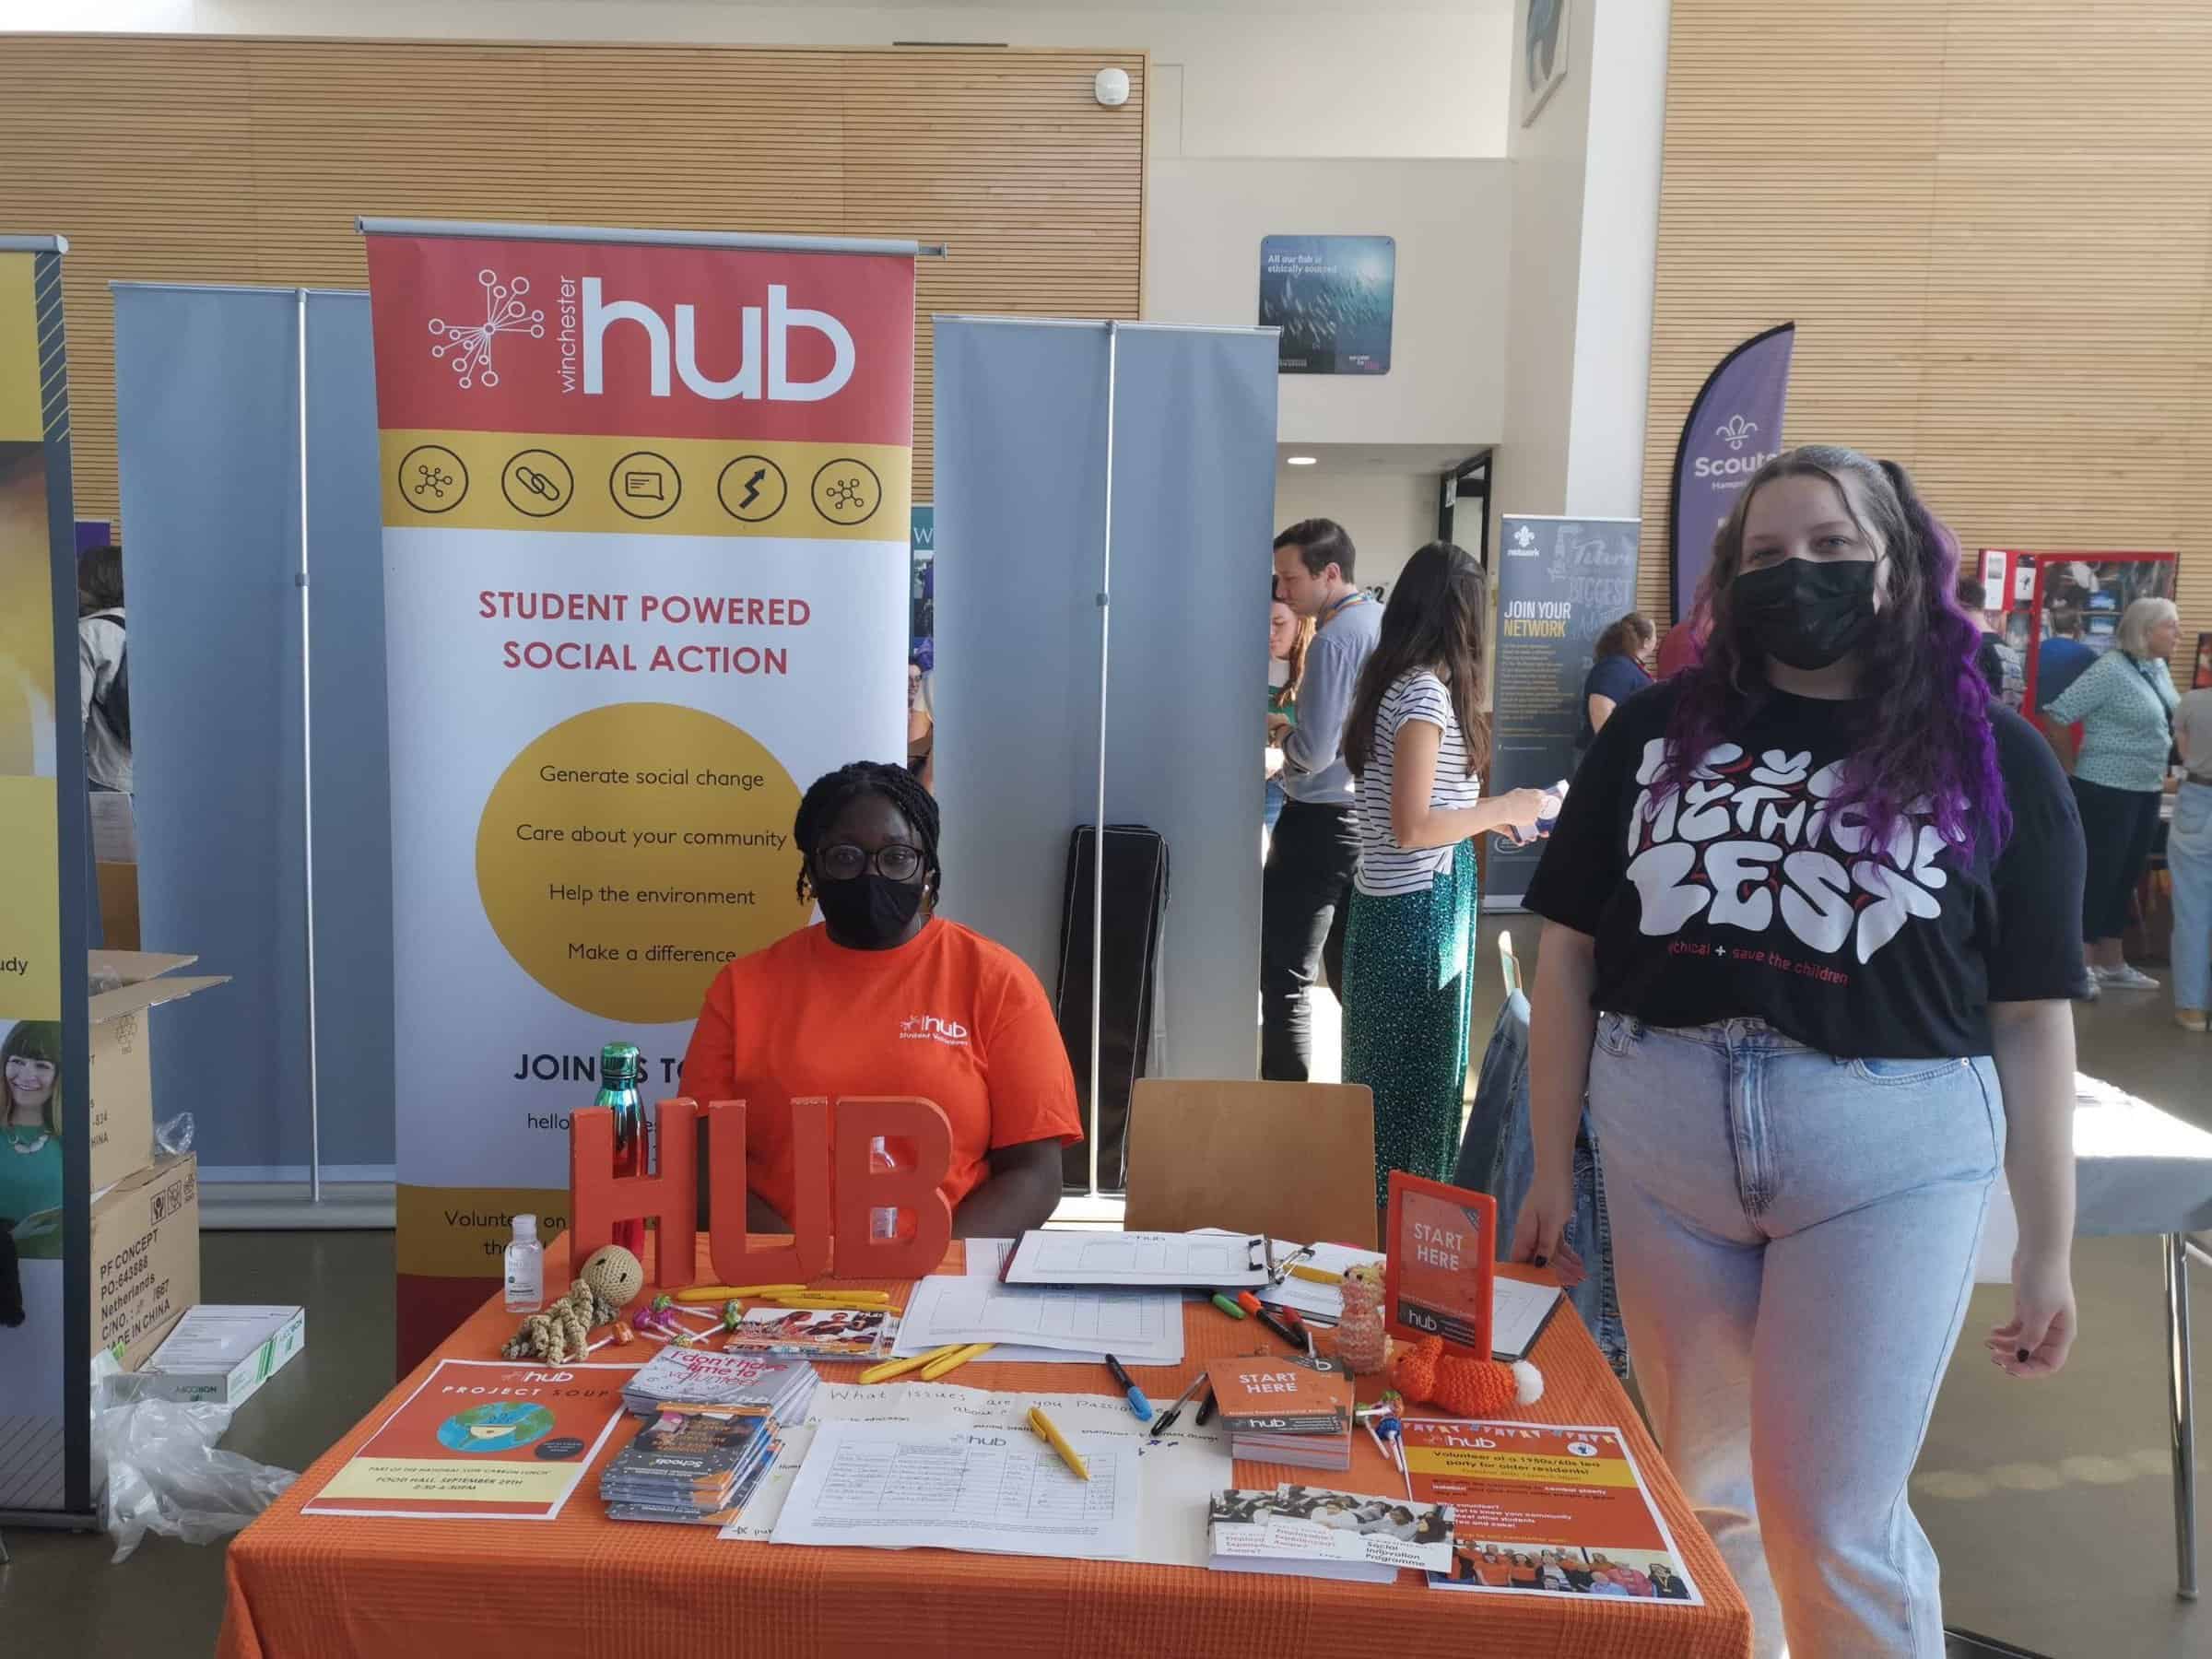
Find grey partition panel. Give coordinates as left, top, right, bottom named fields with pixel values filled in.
left=116, top=286, right=312, bottom=1179
left=302, top=291, right=395, bottom=1172
left=933, top=319, right=1277, bottom=1082
left=113, top=285, right=395, bottom=1180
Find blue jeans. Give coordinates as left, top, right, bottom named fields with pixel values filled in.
left=2171, top=781, right=2212, bottom=1013
left=1264, top=777, right=1286, bottom=834
left=1454, top=993, right=1626, bottom=1373
left=1589, top=1016, right=2001, bottom=1659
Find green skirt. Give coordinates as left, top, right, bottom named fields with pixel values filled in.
left=1342, top=839, right=1477, bottom=1212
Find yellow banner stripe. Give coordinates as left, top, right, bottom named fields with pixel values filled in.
left=1405, top=1448, right=1641, bottom=1488
left=397, top=1183, right=571, bottom=1278
left=381, top=430, right=909, bottom=540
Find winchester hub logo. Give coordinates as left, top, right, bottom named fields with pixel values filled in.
left=898, top=1013, right=971, bottom=1048
left=430, top=266, right=858, bottom=403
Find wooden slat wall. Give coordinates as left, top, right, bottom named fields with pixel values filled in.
left=0, top=34, right=1147, bottom=515
left=1640, top=1, right=2212, bottom=656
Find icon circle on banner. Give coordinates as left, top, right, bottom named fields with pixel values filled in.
left=716, top=455, right=790, bottom=524
left=476, top=703, right=810, bottom=1023
left=398, top=443, right=468, bottom=514
left=438, top=1401, right=555, bottom=1453
left=501, top=448, right=575, bottom=519
left=609, top=451, right=681, bottom=520
left=811, top=457, right=882, bottom=527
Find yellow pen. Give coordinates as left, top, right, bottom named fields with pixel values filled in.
left=1028, top=1406, right=1089, bottom=1481
left=672, top=1284, right=806, bottom=1303
left=860, top=1343, right=964, bottom=1384
left=1287, top=1264, right=1343, bottom=1286
left=917, top=1341, right=994, bottom=1381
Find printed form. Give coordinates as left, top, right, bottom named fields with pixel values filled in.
left=771, top=1422, right=1140, bottom=1559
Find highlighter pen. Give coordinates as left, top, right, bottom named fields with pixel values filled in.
left=1254, top=1306, right=1304, bottom=1350
left=1210, top=1292, right=1247, bottom=1320
left=1103, top=1353, right=1154, bottom=1423
left=1028, top=1406, right=1089, bottom=1481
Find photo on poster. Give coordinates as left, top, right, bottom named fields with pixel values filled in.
left=1258, top=236, right=1394, bottom=376
left=0, top=1016, right=65, bottom=1258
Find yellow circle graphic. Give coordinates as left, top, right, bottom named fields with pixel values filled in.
left=476, top=704, right=810, bottom=1023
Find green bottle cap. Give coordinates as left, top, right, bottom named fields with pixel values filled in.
left=599, top=1042, right=641, bottom=1084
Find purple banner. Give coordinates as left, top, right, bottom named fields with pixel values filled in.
left=1669, top=323, right=1794, bottom=622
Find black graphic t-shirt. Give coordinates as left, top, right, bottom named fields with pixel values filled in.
left=1525, top=683, right=2088, bottom=1058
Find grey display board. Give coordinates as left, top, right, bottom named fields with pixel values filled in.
left=932, top=317, right=1279, bottom=1108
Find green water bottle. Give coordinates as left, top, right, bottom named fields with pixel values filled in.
left=597, top=1042, right=645, bottom=1255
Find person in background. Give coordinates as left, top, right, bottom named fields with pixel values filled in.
left=2164, top=679, right=2212, bottom=1031
left=77, top=545, right=135, bottom=862
left=905, top=651, right=934, bottom=792
left=1518, top=447, right=2085, bottom=1659
left=1580, top=610, right=1655, bottom=750
left=2034, top=602, right=2097, bottom=768
left=1655, top=577, right=1713, bottom=677
left=1265, top=593, right=1314, bottom=835
left=1340, top=543, right=1545, bottom=1208
left=1263, top=519, right=1384, bottom=1081
left=2043, top=596, right=2182, bottom=994
left=680, top=762, right=1080, bottom=1238
left=0, top=1020, right=64, bottom=1260
left=1958, top=577, right=2024, bottom=710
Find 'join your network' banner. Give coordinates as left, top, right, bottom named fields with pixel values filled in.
left=363, top=224, right=914, bottom=1359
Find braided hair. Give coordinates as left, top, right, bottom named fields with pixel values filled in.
left=792, top=761, right=943, bottom=905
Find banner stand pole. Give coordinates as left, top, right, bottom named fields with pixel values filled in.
left=1087, top=321, right=1120, bottom=1202
left=295, top=288, right=323, bottom=1205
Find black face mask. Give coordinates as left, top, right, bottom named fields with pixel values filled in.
left=814, top=871, right=926, bottom=948
left=1732, top=558, right=1877, bottom=672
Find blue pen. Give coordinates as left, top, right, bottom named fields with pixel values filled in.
left=1103, top=1353, right=1154, bottom=1423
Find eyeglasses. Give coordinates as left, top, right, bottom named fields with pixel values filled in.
left=816, top=842, right=924, bottom=883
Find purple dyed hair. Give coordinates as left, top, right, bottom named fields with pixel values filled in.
left=1659, top=445, right=2010, bottom=855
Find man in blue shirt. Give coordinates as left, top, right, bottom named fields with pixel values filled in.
left=2037, top=602, right=2097, bottom=712
left=1264, top=519, right=1383, bottom=1080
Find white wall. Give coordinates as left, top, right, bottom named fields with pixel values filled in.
left=13, top=2, right=1516, bottom=159
left=1150, top=157, right=1511, bottom=447
left=1272, top=463, right=1437, bottom=594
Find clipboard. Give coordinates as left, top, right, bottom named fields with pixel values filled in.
left=998, top=1229, right=1271, bottom=1289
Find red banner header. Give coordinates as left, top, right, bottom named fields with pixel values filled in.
left=366, top=235, right=915, bottom=446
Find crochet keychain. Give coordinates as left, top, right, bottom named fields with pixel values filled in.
left=501, top=1243, right=646, bottom=1363
left=1388, top=1334, right=1544, bottom=1416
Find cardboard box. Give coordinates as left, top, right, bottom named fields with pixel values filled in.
left=88, top=950, right=229, bottom=1194
left=138, top=1304, right=306, bottom=1406
left=91, top=1153, right=199, bottom=1369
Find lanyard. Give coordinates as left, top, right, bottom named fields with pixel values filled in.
left=1317, top=590, right=1368, bottom=628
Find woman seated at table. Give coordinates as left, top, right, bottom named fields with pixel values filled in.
left=680, top=761, right=1081, bottom=1240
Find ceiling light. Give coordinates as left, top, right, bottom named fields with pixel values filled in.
left=1286, top=455, right=1317, bottom=466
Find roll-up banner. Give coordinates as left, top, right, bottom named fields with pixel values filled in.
left=1, top=233, right=95, bottom=1521
left=361, top=221, right=915, bottom=1365
left=1668, top=322, right=1794, bottom=623
left=1487, top=514, right=1640, bottom=912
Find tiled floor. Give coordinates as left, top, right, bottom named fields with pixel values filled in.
left=1, top=918, right=2204, bottom=1656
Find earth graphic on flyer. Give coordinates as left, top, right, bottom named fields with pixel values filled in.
left=437, top=1401, right=558, bottom=1453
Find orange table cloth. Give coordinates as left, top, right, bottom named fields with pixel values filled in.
left=219, top=1235, right=1750, bottom=1659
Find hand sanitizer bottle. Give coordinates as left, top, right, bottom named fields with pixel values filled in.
left=868, top=1136, right=914, bottom=1242
left=504, top=1213, right=544, bottom=1312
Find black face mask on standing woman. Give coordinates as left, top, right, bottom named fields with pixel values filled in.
left=1732, top=558, right=1878, bottom=673
left=814, top=871, right=926, bottom=948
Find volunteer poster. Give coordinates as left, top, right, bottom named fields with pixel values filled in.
left=0, top=233, right=89, bottom=1518
left=1487, top=514, right=1639, bottom=910
left=303, top=1359, right=632, bottom=1519
left=1408, top=1418, right=1704, bottom=1604
left=363, top=223, right=914, bottom=1359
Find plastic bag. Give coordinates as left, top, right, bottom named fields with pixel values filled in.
left=154, top=1112, right=195, bottom=1157
left=91, top=1369, right=298, bottom=1563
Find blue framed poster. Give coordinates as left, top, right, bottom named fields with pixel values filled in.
left=1259, top=235, right=1394, bottom=375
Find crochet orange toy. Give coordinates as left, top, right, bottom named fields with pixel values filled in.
left=1388, top=1335, right=1544, bottom=1415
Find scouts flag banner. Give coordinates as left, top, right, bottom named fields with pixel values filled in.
left=362, top=222, right=915, bottom=1362
left=1668, top=322, right=1794, bottom=623
left=0, top=234, right=93, bottom=1518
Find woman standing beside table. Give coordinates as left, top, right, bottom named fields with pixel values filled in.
left=1512, top=446, right=2086, bottom=1659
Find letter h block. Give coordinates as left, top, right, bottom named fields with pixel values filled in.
left=571, top=1099, right=698, bottom=1288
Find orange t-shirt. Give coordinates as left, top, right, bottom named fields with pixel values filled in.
left=678, top=917, right=1083, bottom=1222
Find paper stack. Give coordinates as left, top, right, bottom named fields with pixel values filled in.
left=621, top=1346, right=818, bottom=1424
left=1207, top=1353, right=1354, bottom=1470
left=600, top=1404, right=781, bottom=1525
left=724, top=1306, right=900, bottom=1361
left=1208, top=1485, right=1458, bottom=1583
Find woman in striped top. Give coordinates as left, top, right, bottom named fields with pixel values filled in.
left=1340, top=543, right=1548, bottom=1211
left=2043, top=596, right=2182, bottom=992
